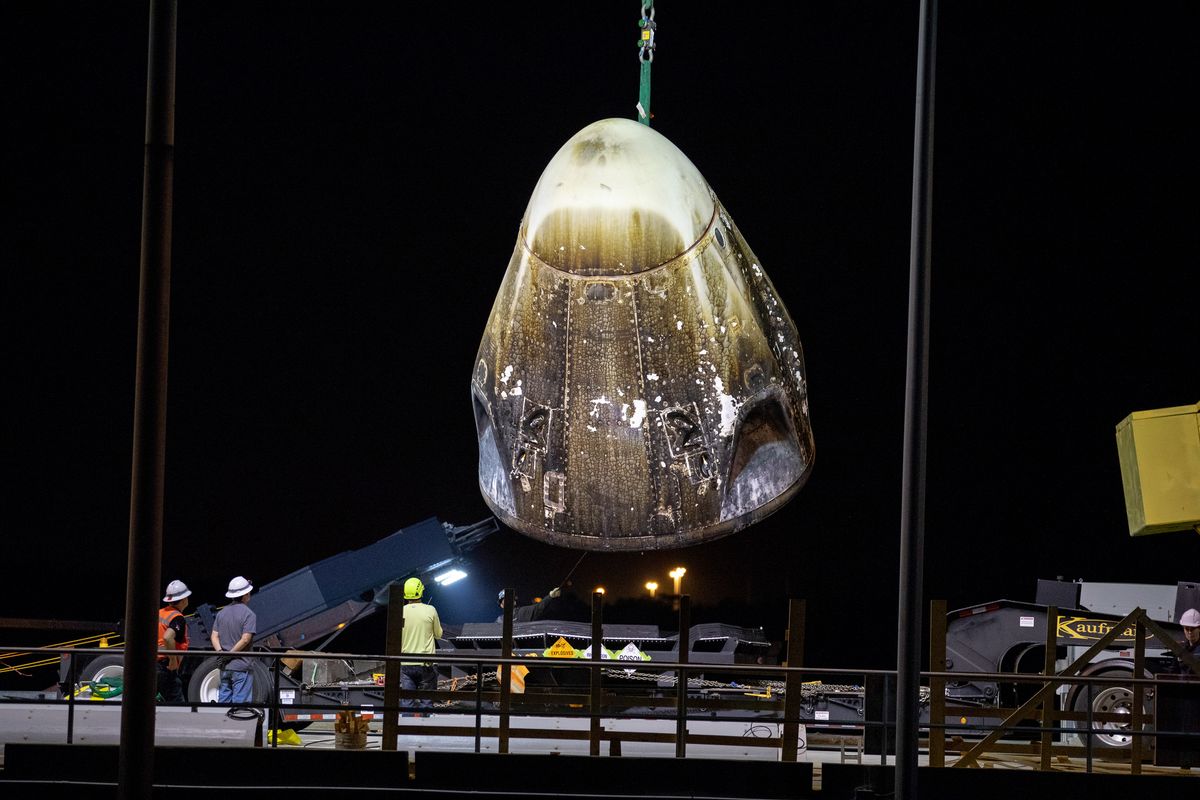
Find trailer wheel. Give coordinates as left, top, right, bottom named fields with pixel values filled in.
left=78, top=654, right=126, bottom=698
left=185, top=656, right=272, bottom=704
left=1064, top=662, right=1153, bottom=749
left=187, top=656, right=225, bottom=703
left=185, top=657, right=309, bottom=730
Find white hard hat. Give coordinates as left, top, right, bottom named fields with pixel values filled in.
left=1181, top=608, right=1200, bottom=627
left=225, top=576, right=253, bottom=598
left=163, top=579, right=191, bottom=603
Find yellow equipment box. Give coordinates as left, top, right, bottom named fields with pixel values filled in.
left=1115, top=401, right=1200, bottom=536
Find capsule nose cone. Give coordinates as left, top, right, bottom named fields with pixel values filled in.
left=524, top=118, right=716, bottom=276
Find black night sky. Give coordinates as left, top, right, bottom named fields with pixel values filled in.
left=5, top=3, right=1197, bottom=672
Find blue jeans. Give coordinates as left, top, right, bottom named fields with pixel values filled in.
left=400, top=665, right=437, bottom=710
left=218, top=669, right=253, bottom=704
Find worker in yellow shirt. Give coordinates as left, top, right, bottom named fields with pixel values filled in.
left=400, top=577, right=442, bottom=714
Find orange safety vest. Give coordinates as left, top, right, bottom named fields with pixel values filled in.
left=157, top=606, right=189, bottom=662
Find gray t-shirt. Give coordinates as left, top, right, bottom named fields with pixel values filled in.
left=213, top=602, right=257, bottom=672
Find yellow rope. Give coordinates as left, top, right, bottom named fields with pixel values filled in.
left=0, top=633, right=121, bottom=674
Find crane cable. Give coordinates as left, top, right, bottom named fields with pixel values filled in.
left=637, top=1, right=657, bottom=125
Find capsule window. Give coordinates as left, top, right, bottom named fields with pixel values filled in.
left=583, top=281, right=616, bottom=302
left=686, top=451, right=715, bottom=485
left=714, top=226, right=726, bottom=249
left=664, top=408, right=704, bottom=457
left=543, top=471, right=566, bottom=513
left=520, top=405, right=549, bottom=450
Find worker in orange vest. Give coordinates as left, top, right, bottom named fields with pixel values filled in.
left=157, top=579, right=192, bottom=703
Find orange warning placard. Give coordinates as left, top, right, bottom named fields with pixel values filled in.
left=544, top=637, right=578, bottom=658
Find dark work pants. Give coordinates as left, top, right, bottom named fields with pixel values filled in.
left=156, top=659, right=184, bottom=703
left=400, top=665, right=437, bottom=710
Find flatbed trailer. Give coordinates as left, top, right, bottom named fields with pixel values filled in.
left=939, top=579, right=1199, bottom=751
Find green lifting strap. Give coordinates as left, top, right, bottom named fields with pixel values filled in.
left=637, top=2, right=656, bottom=126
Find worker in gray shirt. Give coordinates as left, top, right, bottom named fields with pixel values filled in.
left=210, top=575, right=257, bottom=704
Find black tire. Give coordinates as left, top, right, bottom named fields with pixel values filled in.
left=187, top=656, right=225, bottom=704
left=187, top=655, right=283, bottom=710
left=247, top=659, right=271, bottom=703
left=1065, top=663, right=1153, bottom=749
left=78, top=653, right=126, bottom=685
left=186, top=655, right=269, bottom=704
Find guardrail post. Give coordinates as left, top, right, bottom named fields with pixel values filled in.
left=928, top=599, right=946, bottom=767
left=67, top=651, right=77, bottom=744
left=781, top=598, right=805, bottom=762
left=590, top=590, right=604, bottom=756
left=382, top=582, right=404, bottom=751
left=1130, top=614, right=1145, bottom=774
left=271, top=653, right=280, bottom=748
left=675, top=594, right=690, bottom=759
left=1085, top=681, right=1094, bottom=772
left=1039, top=605, right=1057, bottom=770
left=475, top=659, right=483, bottom=753
left=500, top=586, right=514, bottom=754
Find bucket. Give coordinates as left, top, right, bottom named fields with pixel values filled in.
left=335, top=730, right=367, bottom=750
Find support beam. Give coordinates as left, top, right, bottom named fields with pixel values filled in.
left=590, top=591, right=603, bottom=756
left=499, top=587, right=514, bottom=754
left=381, top=582, right=405, bottom=750
left=1039, top=606, right=1058, bottom=771
left=928, top=600, right=947, bottom=768
left=781, top=599, right=805, bottom=762
left=675, top=594, right=690, bottom=759
left=1130, top=618, right=1145, bottom=773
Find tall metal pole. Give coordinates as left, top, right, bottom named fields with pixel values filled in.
left=118, top=2, right=176, bottom=798
left=896, top=1, right=936, bottom=798
left=382, top=583, right=405, bottom=750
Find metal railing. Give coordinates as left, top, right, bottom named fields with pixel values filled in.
left=2, top=595, right=1197, bottom=772
left=1, top=642, right=1196, bottom=771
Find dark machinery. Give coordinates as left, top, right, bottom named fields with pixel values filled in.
left=941, top=578, right=1199, bottom=749
left=62, top=516, right=497, bottom=704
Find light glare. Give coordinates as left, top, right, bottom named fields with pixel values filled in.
left=434, top=569, right=468, bottom=586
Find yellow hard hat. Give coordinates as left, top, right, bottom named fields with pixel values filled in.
left=403, top=577, right=425, bottom=600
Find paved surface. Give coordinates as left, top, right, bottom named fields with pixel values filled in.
left=289, top=713, right=894, bottom=765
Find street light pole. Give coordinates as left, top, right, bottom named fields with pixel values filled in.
left=119, top=3, right=176, bottom=799
left=896, top=2, right=938, bottom=799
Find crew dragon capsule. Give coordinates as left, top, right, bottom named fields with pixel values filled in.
left=472, top=118, right=814, bottom=551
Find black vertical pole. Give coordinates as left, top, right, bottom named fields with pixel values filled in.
left=382, top=583, right=405, bottom=750
left=474, top=659, right=483, bottom=753
left=271, top=656, right=280, bottom=747
left=780, top=599, right=805, bottom=762
left=118, top=2, right=176, bottom=798
left=499, top=586, right=514, bottom=754
left=67, top=654, right=77, bottom=744
left=896, top=1, right=937, bottom=799
left=1130, top=617, right=1146, bottom=773
left=589, top=591, right=603, bottom=756
left=674, top=594, right=690, bottom=759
